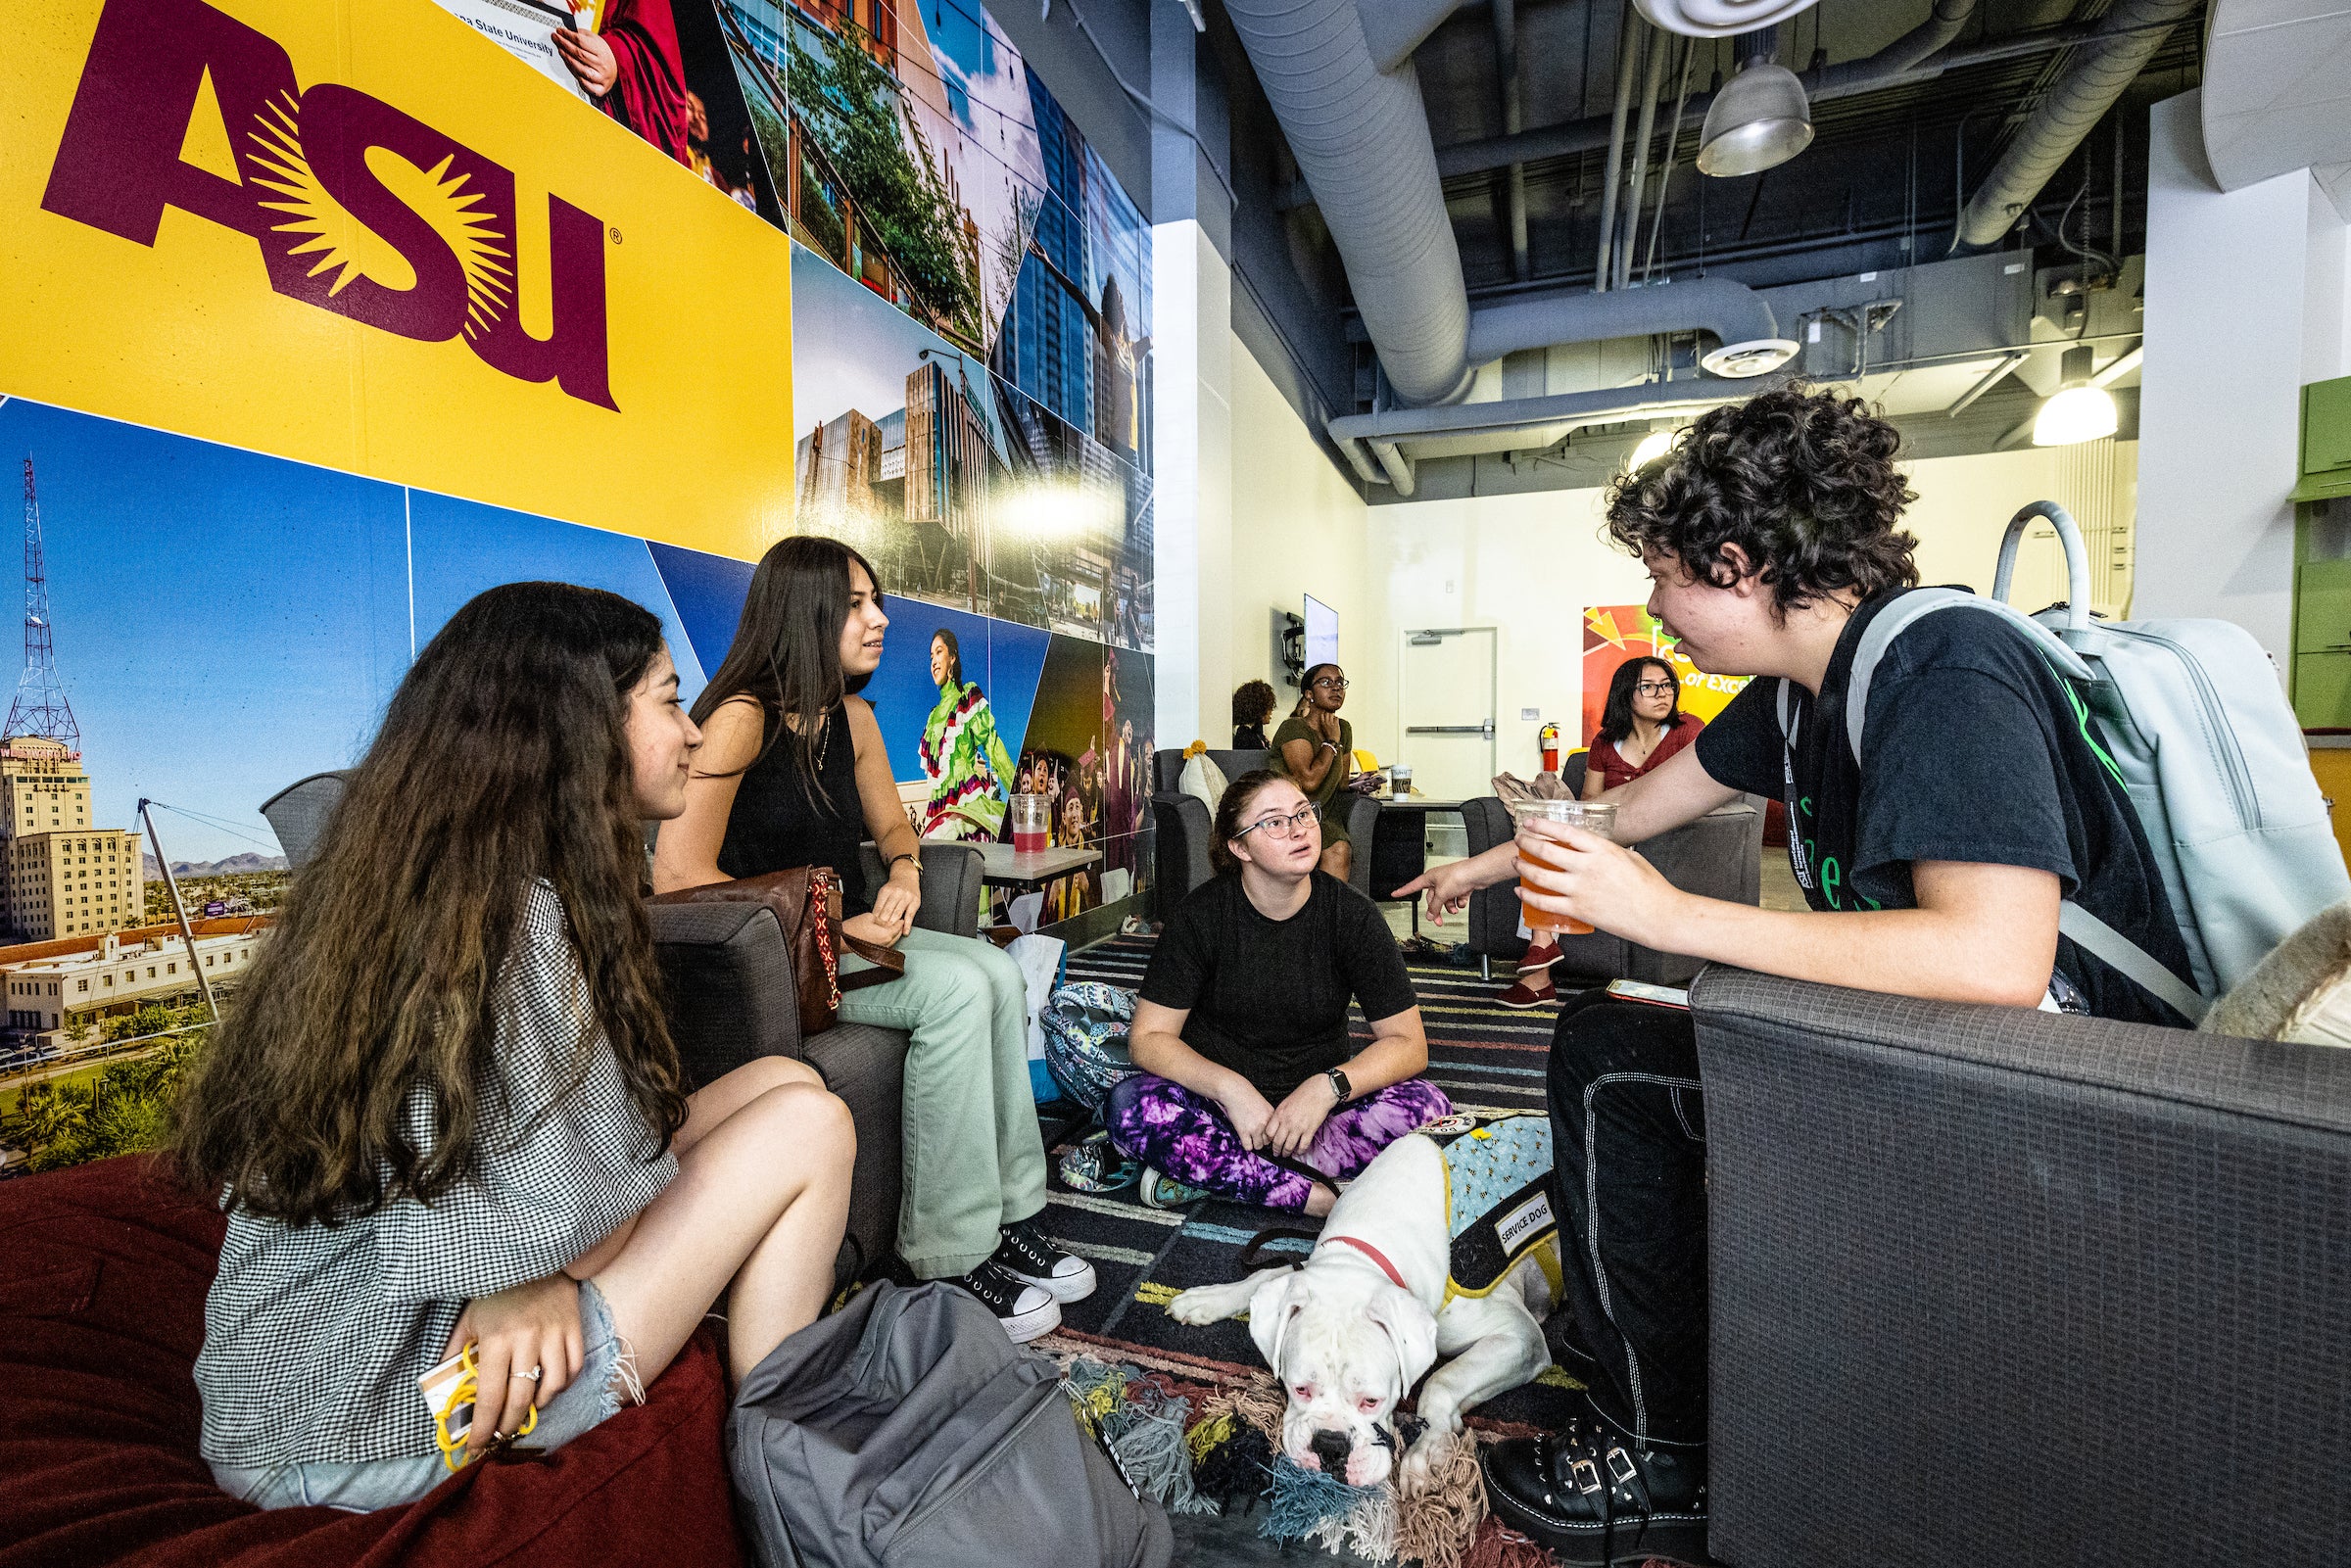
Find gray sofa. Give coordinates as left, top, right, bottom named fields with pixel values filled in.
left=1149, top=747, right=1380, bottom=903
left=1692, top=966, right=2351, bottom=1567
left=260, top=770, right=982, bottom=1286
left=1458, top=790, right=1764, bottom=984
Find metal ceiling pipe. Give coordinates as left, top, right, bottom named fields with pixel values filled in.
left=1490, top=0, right=1530, bottom=281
left=1817, top=0, right=1975, bottom=85
left=1617, top=22, right=1673, bottom=288
left=1225, top=0, right=1475, bottom=404
left=1955, top=0, right=2196, bottom=248
left=1465, top=274, right=1781, bottom=364
left=1593, top=2, right=1644, bottom=293
left=1328, top=379, right=1744, bottom=493
left=1420, top=2, right=2067, bottom=184
left=1358, top=0, right=1475, bottom=73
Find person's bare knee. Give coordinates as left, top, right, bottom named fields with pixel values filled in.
left=756, top=1081, right=856, bottom=1177
left=727, top=1055, right=824, bottom=1096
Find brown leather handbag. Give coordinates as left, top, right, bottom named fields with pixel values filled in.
left=653, top=866, right=906, bottom=1036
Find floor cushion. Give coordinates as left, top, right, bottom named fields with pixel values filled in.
left=0, top=1154, right=744, bottom=1568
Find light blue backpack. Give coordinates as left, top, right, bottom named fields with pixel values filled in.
left=1780, top=500, right=2349, bottom=1023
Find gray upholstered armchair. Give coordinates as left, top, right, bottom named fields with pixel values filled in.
left=1456, top=791, right=1764, bottom=984
left=1692, top=966, right=2351, bottom=1567
left=1149, top=747, right=1380, bottom=905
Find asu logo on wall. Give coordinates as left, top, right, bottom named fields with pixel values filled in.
left=3, top=0, right=792, bottom=558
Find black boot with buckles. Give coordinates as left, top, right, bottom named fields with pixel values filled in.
left=1479, top=1411, right=1708, bottom=1566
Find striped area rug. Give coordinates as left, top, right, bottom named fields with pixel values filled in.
left=1032, top=934, right=1585, bottom=1435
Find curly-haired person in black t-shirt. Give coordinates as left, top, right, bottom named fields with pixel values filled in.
left=1400, top=385, right=2194, bottom=1565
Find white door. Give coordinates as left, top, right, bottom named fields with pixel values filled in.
left=1398, top=627, right=1498, bottom=801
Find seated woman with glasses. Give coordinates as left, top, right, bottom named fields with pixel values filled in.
left=1581, top=655, right=1703, bottom=798
left=1103, top=771, right=1448, bottom=1213
left=1271, top=663, right=1357, bottom=882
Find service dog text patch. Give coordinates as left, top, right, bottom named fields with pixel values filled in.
left=1428, top=1112, right=1559, bottom=1302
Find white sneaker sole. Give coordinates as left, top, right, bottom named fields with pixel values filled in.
left=998, top=1296, right=1062, bottom=1344
left=1005, top=1256, right=1098, bottom=1305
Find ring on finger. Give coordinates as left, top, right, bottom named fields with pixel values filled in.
left=512, top=1365, right=543, bottom=1383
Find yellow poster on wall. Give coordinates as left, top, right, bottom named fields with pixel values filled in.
left=1580, top=604, right=1750, bottom=745
left=1, top=0, right=792, bottom=560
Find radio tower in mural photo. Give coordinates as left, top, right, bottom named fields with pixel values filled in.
left=9, top=457, right=79, bottom=752
left=0, top=458, right=144, bottom=949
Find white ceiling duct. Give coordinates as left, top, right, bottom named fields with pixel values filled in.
left=1635, top=0, right=1819, bottom=39
left=2202, top=0, right=2351, bottom=207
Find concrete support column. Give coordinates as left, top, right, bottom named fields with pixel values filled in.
left=1152, top=220, right=1233, bottom=749
left=2137, top=90, right=2349, bottom=664
left=1148, top=0, right=1235, bottom=749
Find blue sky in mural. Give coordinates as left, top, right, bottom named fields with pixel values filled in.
left=647, top=542, right=753, bottom=680
left=791, top=250, right=1012, bottom=458
left=407, top=494, right=706, bottom=696
left=0, top=398, right=408, bottom=865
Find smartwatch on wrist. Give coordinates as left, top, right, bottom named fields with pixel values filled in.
left=1324, top=1068, right=1352, bottom=1105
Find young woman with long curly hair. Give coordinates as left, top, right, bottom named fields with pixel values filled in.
left=177, top=582, right=854, bottom=1511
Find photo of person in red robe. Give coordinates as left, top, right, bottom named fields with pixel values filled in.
left=553, top=0, right=692, bottom=166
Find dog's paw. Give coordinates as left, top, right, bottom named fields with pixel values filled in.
left=1166, top=1285, right=1237, bottom=1325
left=1396, top=1429, right=1469, bottom=1497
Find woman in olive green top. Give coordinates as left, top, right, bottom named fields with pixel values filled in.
left=1271, top=662, right=1355, bottom=881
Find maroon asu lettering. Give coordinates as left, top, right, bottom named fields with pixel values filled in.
left=41, top=0, right=618, bottom=410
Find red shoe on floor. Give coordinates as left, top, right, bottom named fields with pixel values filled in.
left=1497, top=978, right=1559, bottom=1009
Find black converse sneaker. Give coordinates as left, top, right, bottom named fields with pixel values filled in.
left=991, top=1215, right=1097, bottom=1304
left=953, top=1258, right=1061, bottom=1344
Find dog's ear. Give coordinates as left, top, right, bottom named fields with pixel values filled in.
left=1367, top=1285, right=1440, bottom=1398
left=1246, top=1270, right=1303, bottom=1376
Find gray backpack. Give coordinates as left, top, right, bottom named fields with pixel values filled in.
left=730, top=1281, right=1172, bottom=1568
left=1781, top=500, right=2350, bottom=1023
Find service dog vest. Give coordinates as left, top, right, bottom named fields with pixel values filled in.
left=1419, top=1111, right=1562, bottom=1305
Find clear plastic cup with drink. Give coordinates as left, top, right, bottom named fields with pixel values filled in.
left=1009, top=793, right=1050, bottom=854
left=1508, top=798, right=1617, bottom=935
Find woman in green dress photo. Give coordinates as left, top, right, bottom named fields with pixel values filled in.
left=918, top=628, right=1019, bottom=841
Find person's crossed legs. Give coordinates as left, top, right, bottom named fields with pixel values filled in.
left=1104, top=1072, right=1451, bottom=1213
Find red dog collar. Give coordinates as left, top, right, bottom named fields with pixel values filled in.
left=1319, top=1234, right=1408, bottom=1291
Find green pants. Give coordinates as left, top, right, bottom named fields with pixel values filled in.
left=838, top=926, right=1047, bottom=1279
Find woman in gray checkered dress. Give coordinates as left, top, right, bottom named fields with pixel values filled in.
left=174, top=583, right=856, bottom=1512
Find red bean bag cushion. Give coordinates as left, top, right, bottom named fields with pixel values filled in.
left=0, top=1154, right=746, bottom=1568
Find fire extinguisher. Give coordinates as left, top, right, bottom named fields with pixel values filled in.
left=1539, top=721, right=1561, bottom=774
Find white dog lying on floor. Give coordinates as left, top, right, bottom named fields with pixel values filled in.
left=1169, top=1111, right=1563, bottom=1491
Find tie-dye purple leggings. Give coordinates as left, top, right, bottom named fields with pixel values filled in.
left=1102, top=1073, right=1453, bottom=1210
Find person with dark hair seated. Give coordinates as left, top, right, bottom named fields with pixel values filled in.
left=180, top=583, right=855, bottom=1511
left=1231, top=679, right=1277, bottom=750
left=1106, top=771, right=1449, bottom=1213
left=1271, top=663, right=1357, bottom=882
left=1582, top=655, right=1702, bottom=798
left=1402, top=386, right=2195, bottom=1566
left=655, top=537, right=1091, bottom=1344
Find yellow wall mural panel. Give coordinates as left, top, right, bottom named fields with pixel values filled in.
left=3, top=0, right=792, bottom=560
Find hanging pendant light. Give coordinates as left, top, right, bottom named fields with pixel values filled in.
left=2032, top=345, right=2119, bottom=447
left=1697, top=29, right=1814, bottom=177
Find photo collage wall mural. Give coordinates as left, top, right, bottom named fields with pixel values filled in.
left=0, top=0, right=1150, bottom=1168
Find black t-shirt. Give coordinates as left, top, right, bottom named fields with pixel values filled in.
left=1138, top=870, right=1419, bottom=1096
left=1694, top=590, right=2194, bottom=1026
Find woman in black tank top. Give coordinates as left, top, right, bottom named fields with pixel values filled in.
left=714, top=699, right=872, bottom=915
left=652, top=538, right=1092, bottom=1344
